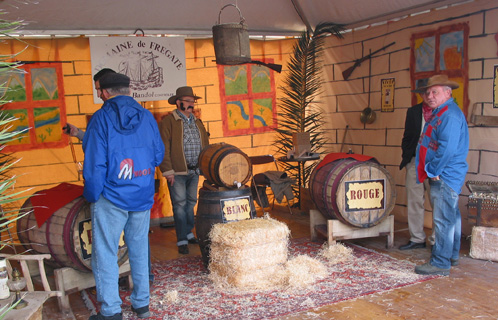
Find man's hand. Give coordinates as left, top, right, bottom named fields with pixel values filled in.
left=166, top=174, right=175, bottom=185
left=63, top=123, right=81, bottom=137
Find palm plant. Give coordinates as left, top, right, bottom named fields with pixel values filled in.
left=0, top=12, right=31, bottom=317
left=274, top=22, right=344, bottom=192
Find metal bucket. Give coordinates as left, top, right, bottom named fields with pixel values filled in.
left=212, top=4, right=251, bottom=65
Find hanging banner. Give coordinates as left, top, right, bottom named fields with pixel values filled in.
left=90, top=37, right=186, bottom=103
left=381, top=78, right=395, bottom=112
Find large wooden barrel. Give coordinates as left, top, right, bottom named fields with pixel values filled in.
left=17, top=195, right=128, bottom=272
left=309, top=157, right=395, bottom=228
left=195, top=186, right=256, bottom=267
left=198, top=143, right=252, bottom=189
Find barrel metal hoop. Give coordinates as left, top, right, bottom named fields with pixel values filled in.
left=63, top=197, right=91, bottom=272
left=329, top=160, right=360, bottom=219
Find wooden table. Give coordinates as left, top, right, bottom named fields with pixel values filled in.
left=278, top=153, right=320, bottom=209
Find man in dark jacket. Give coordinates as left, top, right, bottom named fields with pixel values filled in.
left=399, top=78, right=434, bottom=250
left=84, top=73, right=165, bottom=320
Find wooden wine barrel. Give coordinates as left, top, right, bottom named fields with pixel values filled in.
left=17, top=195, right=128, bottom=272
left=195, top=186, right=256, bottom=267
left=198, top=143, right=252, bottom=189
left=309, top=157, right=395, bottom=228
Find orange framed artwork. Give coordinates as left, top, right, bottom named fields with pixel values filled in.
left=0, top=62, right=68, bottom=151
left=410, top=23, right=469, bottom=117
left=218, top=60, right=278, bottom=137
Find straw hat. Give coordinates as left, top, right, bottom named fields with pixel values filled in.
left=412, top=74, right=459, bottom=93
left=168, top=86, right=202, bottom=105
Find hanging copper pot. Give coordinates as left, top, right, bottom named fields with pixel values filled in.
left=360, top=107, right=376, bottom=124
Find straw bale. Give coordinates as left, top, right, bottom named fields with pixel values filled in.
left=318, top=242, right=354, bottom=264
left=209, top=239, right=288, bottom=271
left=209, top=263, right=287, bottom=291
left=284, top=255, right=328, bottom=288
left=209, top=216, right=290, bottom=247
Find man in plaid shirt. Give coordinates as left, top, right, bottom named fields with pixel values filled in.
left=159, top=86, right=209, bottom=254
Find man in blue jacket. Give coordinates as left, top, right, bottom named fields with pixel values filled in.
left=414, top=74, right=469, bottom=276
left=83, top=73, right=165, bottom=320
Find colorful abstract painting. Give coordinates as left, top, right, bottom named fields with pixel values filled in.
left=2, top=63, right=67, bottom=151
left=414, top=36, right=435, bottom=72
left=219, top=61, right=277, bottom=136
left=440, top=31, right=464, bottom=70
left=411, top=23, right=469, bottom=117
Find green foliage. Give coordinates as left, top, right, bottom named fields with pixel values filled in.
left=274, top=22, right=344, bottom=188
left=0, top=12, right=32, bottom=319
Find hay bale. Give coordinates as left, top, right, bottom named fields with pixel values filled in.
left=209, top=215, right=290, bottom=246
left=209, top=240, right=288, bottom=271
left=208, top=216, right=290, bottom=290
left=470, top=226, right=498, bottom=262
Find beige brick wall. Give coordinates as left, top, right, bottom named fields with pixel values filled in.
left=319, top=0, right=498, bottom=235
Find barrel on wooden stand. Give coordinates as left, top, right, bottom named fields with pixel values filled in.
left=309, top=157, right=395, bottom=228
left=198, top=142, right=252, bottom=189
left=17, top=195, right=128, bottom=272
left=195, top=186, right=256, bottom=268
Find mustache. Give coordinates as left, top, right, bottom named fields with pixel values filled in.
left=187, top=106, right=194, bottom=109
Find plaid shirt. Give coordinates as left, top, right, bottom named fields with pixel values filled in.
left=176, top=110, right=201, bottom=168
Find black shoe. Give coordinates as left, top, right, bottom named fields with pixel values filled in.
left=450, top=258, right=459, bottom=266
left=399, top=241, right=426, bottom=250
left=415, top=262, right=450, bottom=276
left=89, top=312, right=123, bottom=320
left=188, top=237, right=199, bottom=244
left=178, top=244, right=189, bottom=254
left=131, top=305, right=150, bottom=319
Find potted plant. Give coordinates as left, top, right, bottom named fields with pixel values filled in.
left=273, top=22, right=344, bottom=209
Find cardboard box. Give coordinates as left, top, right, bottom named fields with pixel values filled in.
left=292, top=132, right=311, bottom=157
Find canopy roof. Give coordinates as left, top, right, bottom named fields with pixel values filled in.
left=2, top=0, right=471, bottom=37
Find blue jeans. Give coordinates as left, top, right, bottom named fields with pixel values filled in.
left=168, top=173, right=199, bottom=246
left=429, top=179, right=461, bottom=269
left=91, top=195, right=150, bottom=316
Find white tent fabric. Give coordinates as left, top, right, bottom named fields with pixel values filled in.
left=2, top=0, right=471, bottom=37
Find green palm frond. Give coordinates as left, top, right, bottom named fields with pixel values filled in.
left=274, top=22, right=344, bottom=189
left=0, top=13, right=31, bottom=318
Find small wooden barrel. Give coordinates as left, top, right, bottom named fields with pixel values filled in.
left=17, top=195, right=128, bottom=272
left=309, top=157, right=395, bottom=228
left=195, top=186, right=256, bottom=268
left=198, top=143, right=252, bottom=189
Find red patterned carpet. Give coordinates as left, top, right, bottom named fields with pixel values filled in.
left=84, top=238, right=438, bottom=319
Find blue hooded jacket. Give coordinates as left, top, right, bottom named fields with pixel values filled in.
left=82, top=95, right=165, bottom=210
